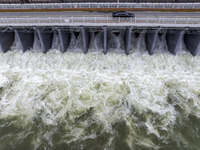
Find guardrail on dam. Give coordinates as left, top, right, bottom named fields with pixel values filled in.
left=1, top=3, right=200, bottom=10
left=1, top=0, right=200, bottom=3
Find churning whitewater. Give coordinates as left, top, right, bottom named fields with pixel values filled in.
left=0, top=32, right=200, bottom=150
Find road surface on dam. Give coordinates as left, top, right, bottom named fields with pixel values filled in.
left=0, top=11, right=200, bottom=18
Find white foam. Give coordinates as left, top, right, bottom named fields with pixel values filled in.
left=0, top=33, right=200, bottom=149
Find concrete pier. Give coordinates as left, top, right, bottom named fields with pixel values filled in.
left=81, top=27, right=90, bottom=54
left=166, top=30, right=185, bottom=55
left=58, top=29, right=70, bottom=53
left=184, top=31, right=200, bottom=56
left=14, top=30, right=34, bottom=52
left=145, top=29, right=158, bottom=55
left=36, top=29, right=53, bottom=54
left=0, top=32, right=14, bottom=53
left=125, top=27, right=132, bottom=55
left=103, top=27, right=107, bottom=54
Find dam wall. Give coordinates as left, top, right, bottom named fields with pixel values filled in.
left=0, top=27, right=199, bottom=56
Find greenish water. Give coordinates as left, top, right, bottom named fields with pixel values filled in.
left=0, top=51, right=200, bottom=150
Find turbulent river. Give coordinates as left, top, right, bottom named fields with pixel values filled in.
left=0, top=32, right=200, bottom=150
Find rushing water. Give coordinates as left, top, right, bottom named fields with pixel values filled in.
left=0, top=32, right=200, bottom=150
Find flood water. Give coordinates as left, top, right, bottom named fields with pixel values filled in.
left=0, top=32, right=200, bottom=150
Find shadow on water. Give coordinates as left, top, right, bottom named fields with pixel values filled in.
left=1, top=80, right=200, bottom=150
left=0, top=117, right=34, bottom=150
left=1, top=98, right=200, bottom=150
left=112, top=121, right=130, bottom=150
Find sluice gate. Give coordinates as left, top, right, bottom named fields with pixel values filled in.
left=0, top=27, right=199, bottom=56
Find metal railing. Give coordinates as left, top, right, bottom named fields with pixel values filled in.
left=0, top=17, right=200, bottom=27
left=0, top=3, right=200, bottom=9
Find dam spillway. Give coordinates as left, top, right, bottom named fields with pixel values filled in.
left=0, top=27, right=199, bottom=56
left=1, top=2, right=200, bottom=150
left=1, top=36, right=200, bottom=150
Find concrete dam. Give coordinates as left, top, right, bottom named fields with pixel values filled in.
left=0, top=2, right=200, bottom=56
left=0, top=27, right=199, bottom=56
left=1, top=2, right=200, bottom=150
